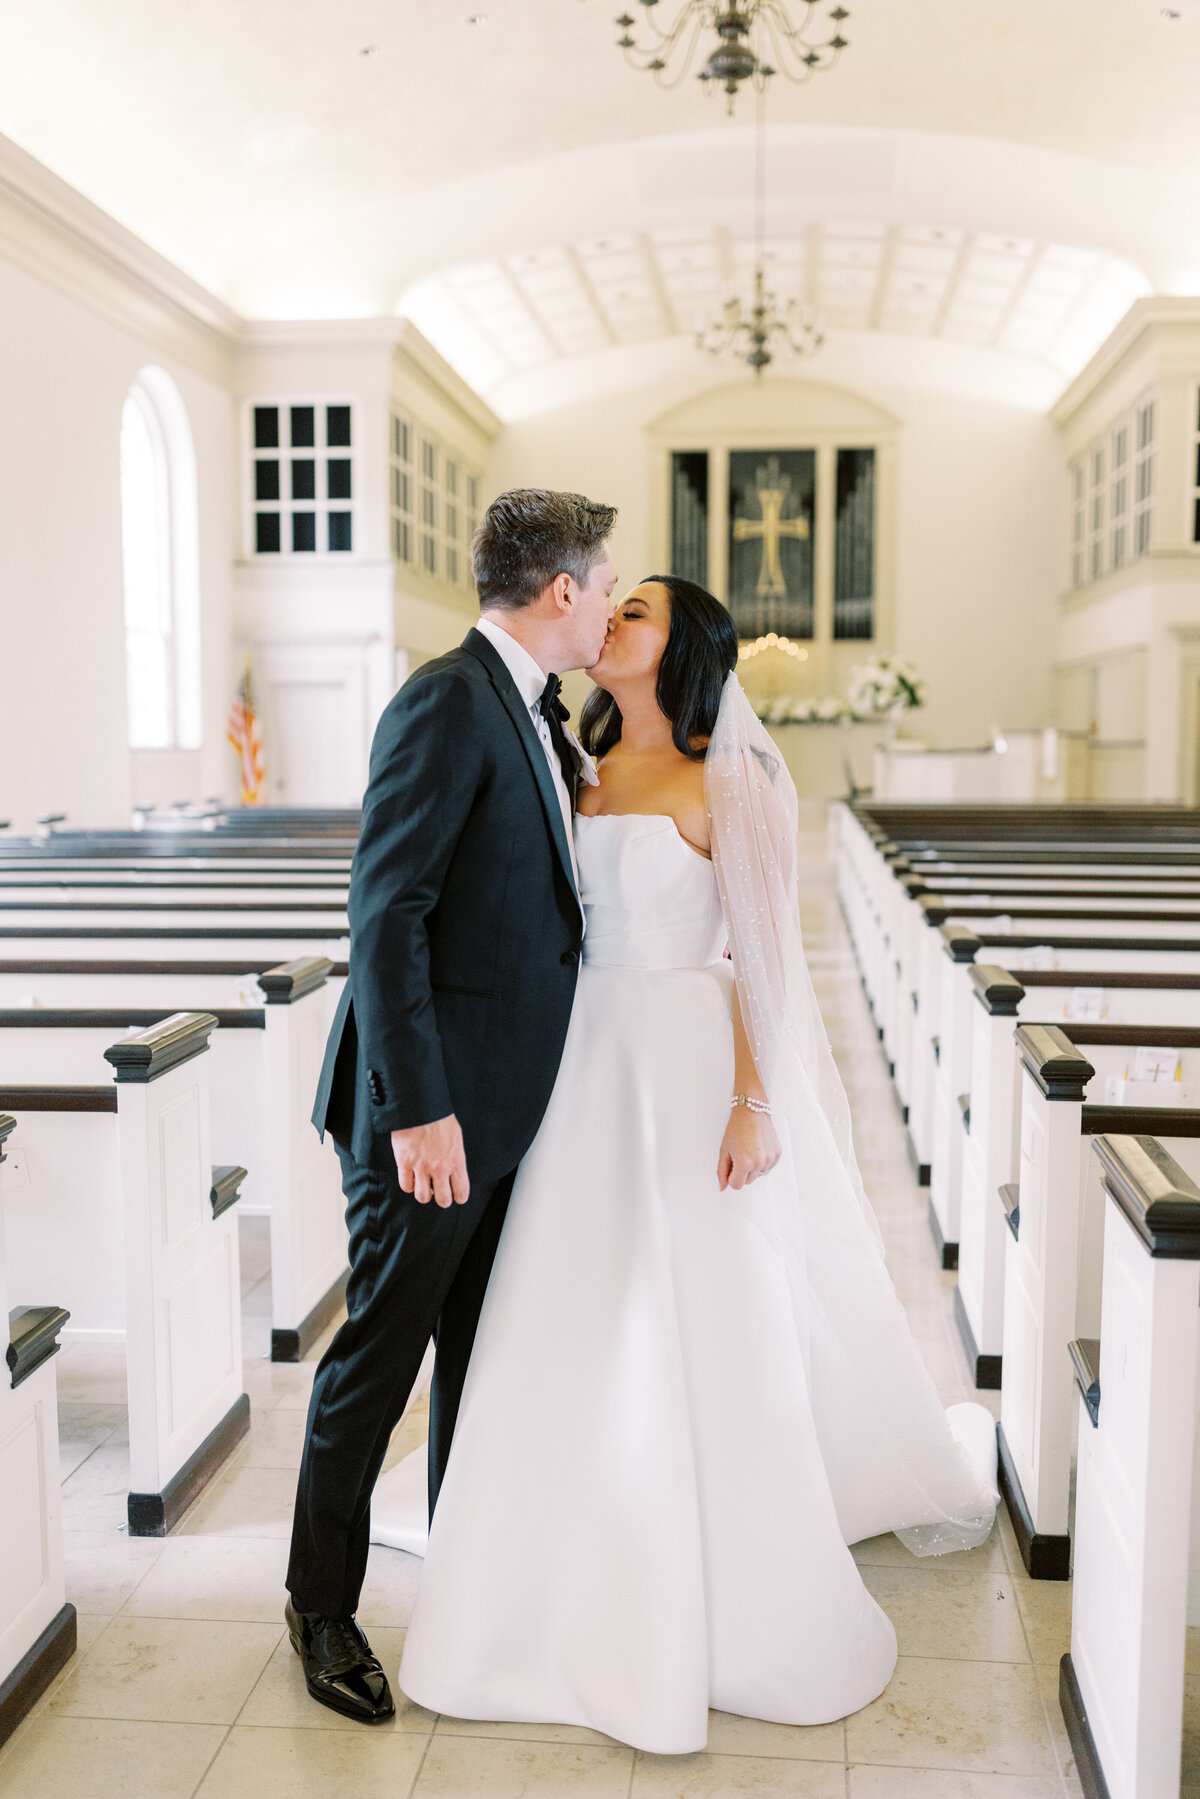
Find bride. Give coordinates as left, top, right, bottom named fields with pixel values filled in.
left=373, top=574, right=997, bottom=1754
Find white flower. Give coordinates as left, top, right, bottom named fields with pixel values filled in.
left=847, top=655, right=926, bottom=719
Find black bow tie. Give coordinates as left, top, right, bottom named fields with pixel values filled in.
left=538, top=673, right=569, bottom=724
left=537, top=673, right=580, bottom=790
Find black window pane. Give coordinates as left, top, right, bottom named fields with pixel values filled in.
left=327, top=458, right=352, bottom=501
left=328, top=512, right=353, bottom=553
left=1195, top=496, right=1200, bottom=544
left=255, top=460, right=280, bottom=502
left=292, top=459, right=316, bottom=502
left=670, top=451, right=709, bottom=586
left=292, top=512, right=317, bottom=553
left=290, top=406, right=315, bottom=448
left=256, top=512, right=281, bottom=553
left=327, top=405, right=352, bottom=447
left=254, top=406, right=279, bottom=449
left=833, top=447, right=876, bottom=641
left=1195, top=442, right=1200, bottom=488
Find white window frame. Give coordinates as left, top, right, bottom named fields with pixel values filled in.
left=245, top=395, right=360, bottom=560
left=1087, top=441, right=1107, bottom=583
left=389, top=412, right=417, bottom=567
left=1133, top=392, right=1155, bottom=560
left=1109, top=418, right=1130, bottom=573
left=391, top=410, right=484, bottom=594
left=1069, top=456, right=1086, bottom=589
left=121, top=367, right=202, bottom=751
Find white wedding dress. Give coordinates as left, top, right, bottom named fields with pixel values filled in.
left=373, top=809, right=997, bottom=1754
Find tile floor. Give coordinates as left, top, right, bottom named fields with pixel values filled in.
left=0, top=813, right=1139, bottom=1796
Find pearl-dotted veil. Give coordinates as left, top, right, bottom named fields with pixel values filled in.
left=705, top=673, right=997, bottom=1555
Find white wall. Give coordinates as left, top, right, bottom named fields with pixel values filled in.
left=0, top=253, right=234, bottom=833
left=489, top=347, right=1062, bottom=749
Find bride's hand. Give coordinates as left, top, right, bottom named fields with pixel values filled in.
left=717, top=1106, right=782, bottom=1191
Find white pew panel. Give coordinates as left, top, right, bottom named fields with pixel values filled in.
left=0, top=1115, right=74, bottom=1745
left=1062, top=1135, right=1200, bottom=1799
left=955, top=974, right=1200, bottom=1389
left=998, top=1032, right=1200, bottom=1579
left=0, top=1016, right=249, bottom=1534
left=0, top=958, right=348, bottom=1361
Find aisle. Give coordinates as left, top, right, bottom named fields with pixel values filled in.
left=0, top=808, right=1087, bottom=1798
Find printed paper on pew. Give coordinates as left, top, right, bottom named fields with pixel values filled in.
left=1105, top=1048, right=1189, bottom=1107
left=1013, top=945, right=1057, bottom=971
left=1132, top=1046, right=1181, bottom=1083
left=1067, top=987, right=1105, bottom=1021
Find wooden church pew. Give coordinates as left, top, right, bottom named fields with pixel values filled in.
left=0, top=958, right=347, bottom=1361
left=998, top=1026, right=1200, bottom=1579
left=0, top=1014, right=249, bottom=1534
left=894, top=895, right=1200, bottom=1134
left=835, top=802, right=1200, bottom=1174
left=0, top=954, right=347, bottom=1007
left=1061, top=1134, right=1200, bottom=1799
left=0, top=1113, right=74, bottom=1746
left=0, top=872, right=350, bottom=896
left=953, top=967, right=1200, bottom=1390
left=915, top=921, right=1200, bottom=1249
left=0, top=893, right=348, bottom=917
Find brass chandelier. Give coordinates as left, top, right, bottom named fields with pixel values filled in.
left=614, top=1, right=850, bottom=113
left=695, top=95, right=824, bottom=376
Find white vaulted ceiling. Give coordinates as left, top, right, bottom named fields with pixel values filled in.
left=0, top=0, right=1195, bottom=408
left=402, top=224, right=1150, bottom=399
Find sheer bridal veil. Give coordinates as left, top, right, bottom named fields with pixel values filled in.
left=705, top=673, right=997, bottom=1556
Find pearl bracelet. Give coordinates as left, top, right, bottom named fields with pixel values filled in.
left=731, top=1093, right=772, bottom=1116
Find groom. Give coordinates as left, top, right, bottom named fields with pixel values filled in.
left=285, top=488, right=618, bottom=1723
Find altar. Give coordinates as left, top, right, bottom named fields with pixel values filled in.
left=766, top=720, right=889, bottom=801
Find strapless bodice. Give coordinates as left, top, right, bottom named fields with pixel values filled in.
left=575, top=813, right=727, bottom=971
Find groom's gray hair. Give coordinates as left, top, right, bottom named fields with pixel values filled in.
left=473, top=488, right=617, bottom=610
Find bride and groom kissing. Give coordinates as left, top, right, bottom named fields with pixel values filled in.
left=283, top=487, right=998, bottom=1754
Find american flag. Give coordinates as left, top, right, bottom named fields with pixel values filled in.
left=226, top=662, right=266, bottom=805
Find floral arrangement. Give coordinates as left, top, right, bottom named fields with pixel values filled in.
left=754, top=694, right=854, bottom=725
left=845, top=656, right=927, bottom=721
left=749, top=656, right=928, bottom=726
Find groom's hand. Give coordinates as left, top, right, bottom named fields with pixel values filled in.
left=391, top=1115, right=470, bottom=1208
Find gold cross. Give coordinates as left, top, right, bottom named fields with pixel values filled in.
left=732, top=456, right=809, bottom=597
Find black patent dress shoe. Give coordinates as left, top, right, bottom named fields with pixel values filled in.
left=285, top=1597, right=395, bottom=1723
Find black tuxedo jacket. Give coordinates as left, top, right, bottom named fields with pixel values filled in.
left=312, top=628, right=583, bottom=1179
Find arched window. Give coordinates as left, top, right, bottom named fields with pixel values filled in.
left=120, top=368, right=202, bottom=749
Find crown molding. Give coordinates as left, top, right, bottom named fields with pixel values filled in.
left=392, top=318, right=502, bottom=441
left=0, top=130, right=239, bottom=385
left=0, top=134, right=499, bottom=434
left=1049, top=296, right=1200, bottom=432
left=238, top=317, right=406, bottom=352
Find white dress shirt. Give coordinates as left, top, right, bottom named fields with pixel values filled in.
left=474, top=614, right=581, bottom=902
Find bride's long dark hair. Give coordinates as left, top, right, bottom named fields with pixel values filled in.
left=579, top=575, right=739, bottom=763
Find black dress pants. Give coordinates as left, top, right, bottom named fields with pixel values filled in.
left=286, top=1141, right=516, bottom=1620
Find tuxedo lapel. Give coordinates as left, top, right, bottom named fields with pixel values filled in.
left=461, top=628, right=579, bottom=905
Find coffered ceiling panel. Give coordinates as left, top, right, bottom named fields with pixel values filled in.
left=402, top=223, right=1150, bottom=400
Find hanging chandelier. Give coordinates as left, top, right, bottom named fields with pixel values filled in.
left=697, top=265, right=824, bottom=374
left=695, top=93, right=824, bottom=376
left=614, top=2, right=850, bottom=114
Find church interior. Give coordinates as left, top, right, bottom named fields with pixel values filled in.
left=2, top=3, right=1200, bottom=1794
